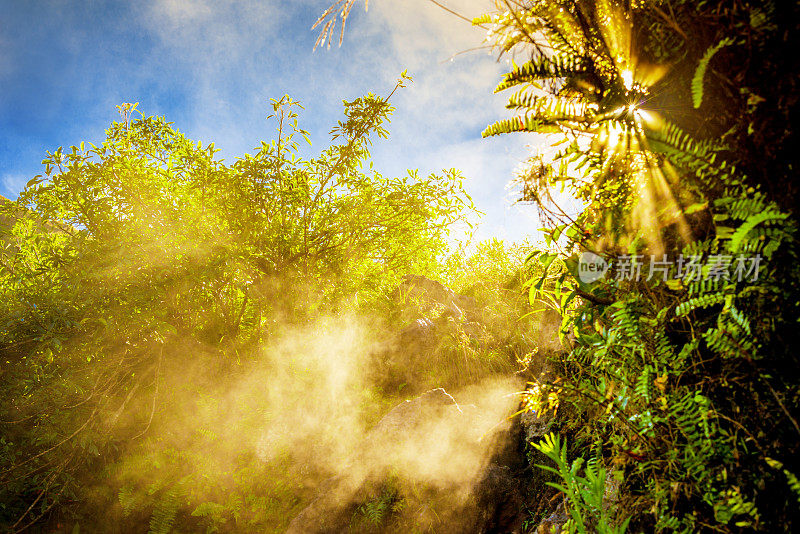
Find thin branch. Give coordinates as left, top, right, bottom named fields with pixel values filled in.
left=1, top=406, right=98, bottom=476
left=131, top=345, right=163, bottom=440
left=575, top=287, right=614, bottom=305
left=428, top=0, right=486, bottom=28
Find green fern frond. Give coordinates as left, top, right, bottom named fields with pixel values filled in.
left=728, top=210, right=788, bottom=253
left=703, top=326, right=756, bottom=359
left=692, top=38, right=735, bottom=108
left=676, top=292, right=725, bottom=316
left=482, top=115, right=562, bottom=137
left=721, top=192, right=767, bottom=220
left=726, top=306, right=752, bottom=336
left=611, top=304, right=645, bottom=343
left=118, top=485, right=137, bottom=517
left=647, top=119, right=712, bottom=159
left=149, top=490, right=179, bottom=534
left=635, top=365, right=652, bottom=402
left=685, top=277, right=723, bottom=297
left=496, top=55, right=586, bottom=93
left=506, top=91, right=590, bottom=123
left=712, top=487, right=759, bottom=525
left=766, top=458, right=800, bottom=505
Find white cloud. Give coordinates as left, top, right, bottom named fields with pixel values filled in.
left=150, top=0, right=214, bottom=23
left=144, top=0, right=278, bottom=53
left=131, top=0, right=288, bottom=155
left=432, top=136, right=545, bottom=244
left=339, top=1, right=554, bottom=242
left=1, top=174, right=27, bottom=198
left=371, top=0, right=493, bottom=53
left=368, top=0, right=505, bottom=117
left=133, top=0, right=551, bottom=241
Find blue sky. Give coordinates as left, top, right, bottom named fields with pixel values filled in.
left=0, top=0, right=552, bottom=243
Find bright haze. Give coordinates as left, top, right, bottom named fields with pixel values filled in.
left=0, top=0, right=550, bottom=242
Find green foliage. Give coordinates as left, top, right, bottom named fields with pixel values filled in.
left=351, top=480, right=405, bottom=530
left=495, top=56, right=588, bottom=93
left=149, top=490, right=179, bottom=534
left=533, top=433, right=629, bottom=534
left=481, top=0, right=800, bottom=531
left=0, top=77, right=474, bottom=530
left=765, top=458, right=800, bottom=506
left=692, top=38, right=735, bottom=108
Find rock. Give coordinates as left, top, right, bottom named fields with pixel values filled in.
left=365, top=387, right=461, bottom=437
left=285, top=388, right=468, bottom=533
left=537, top=514, right=569, bottom=534
left=534, top=497, right=569, bottom=534
left=603, top=470, right=621, bottom=512
left=472, top=464, right=527, bottom=533
left=286, top=385, right=523, bottom=533
left=520, top=406, right=553, bottom=445
left=396, top=274, right=479, bottom=321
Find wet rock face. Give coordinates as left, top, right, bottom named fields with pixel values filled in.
left=536, top=507, right=570, bottom=534
left=521, top=407, right=553, bottom=447
left=472, top=456, right=528, bottom=533
left=286, top=385, right=527, bottom=533
left=285, top=276, right=573, bottom=533
left=284, top=380, right=589, bottom=534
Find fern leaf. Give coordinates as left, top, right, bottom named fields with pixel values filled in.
left=766, top=458, right=800, bottom=505
left=496, top=55, right=585, bottom=92
left=149, top=490, right=179, bottom=534
left=692, top=38, right=735, bottom=108
left=118, top=485, right=137, bottom=517
left=635, top=365, right=652, bottom=402
left=728, top=210, right=788, bottom=252
left=676, top=292, right=725, bottom=316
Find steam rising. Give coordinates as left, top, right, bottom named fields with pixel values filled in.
left=107, top=314, right=524, bottom=531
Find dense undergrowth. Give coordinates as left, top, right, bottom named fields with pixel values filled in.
left=0, top=80, right=542, bottom=531
left=3, top=0, right=800, bottom=532
left=474, top=0, right=800, bottom=531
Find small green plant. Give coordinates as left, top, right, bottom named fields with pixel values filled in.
left=351, top=481, right=405, bottom=530
left=532, top=433, right=629, bottom=534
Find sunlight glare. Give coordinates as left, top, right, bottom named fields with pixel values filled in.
left=621, top=69, right=634, bottom=90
